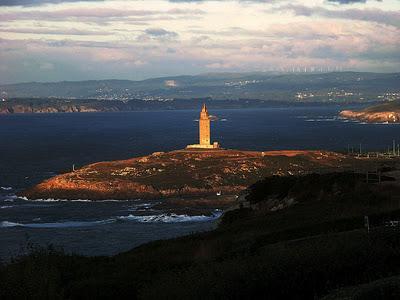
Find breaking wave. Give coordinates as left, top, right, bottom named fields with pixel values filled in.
left=118, top=210, right=222, bottom=223
left=1, top=210, right=223, bottom=228
left=1, top=187, right=13, bottom=191
left=0, top=206, right=13, bottom=209
left=127, top=202, right=158, bottom=211
left=20, top=196, right=131, bottom=202
left=0, top=219, right=116, bottom=228
left=1, top=221, right=20, bottom=228
left=305, top=118, right=338, bottom=122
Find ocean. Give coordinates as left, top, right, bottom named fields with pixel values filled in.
left=1, top=105, right=399, bottom=259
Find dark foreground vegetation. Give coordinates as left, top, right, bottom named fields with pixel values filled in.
left=1, top=172, right=400, bottom=299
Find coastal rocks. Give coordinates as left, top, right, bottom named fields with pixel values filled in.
left=339, top=100, right=400, bottom=123
left=20, top=149, right=363, bottom=201
left=1, top=104, right=102, bottom=114
left=0, top=107, right=11, bottom=114
left=340, top=110, right=400, bottom=123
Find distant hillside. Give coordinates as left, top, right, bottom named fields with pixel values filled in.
left=363, top=100, right=400, bottom=113
left=1, top=72, right=399, bottom=102
left=340, top=100, right=400, bottom=123
left=0, top=98, right=331, bottom=114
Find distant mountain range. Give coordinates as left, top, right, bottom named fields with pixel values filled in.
left=1, top=72, right=399, bottom=102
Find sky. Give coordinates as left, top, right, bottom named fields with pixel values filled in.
left=0, top=0, right=399, bottom=84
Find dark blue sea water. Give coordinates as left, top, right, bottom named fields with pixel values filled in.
left=1, top=106, right=399, bottom=259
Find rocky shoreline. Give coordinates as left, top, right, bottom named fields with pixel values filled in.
left=339, top=100, right=400, bottom=123
left=20, top=149, right=374, bottom=203
left=339, top=110, right=400, bottom=123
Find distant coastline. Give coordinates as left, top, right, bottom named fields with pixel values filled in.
left=0, top=98, right=370, bottom=114
left=339, top=100, right=400, bottom=123
left=1, top=72, right=399, bottom=102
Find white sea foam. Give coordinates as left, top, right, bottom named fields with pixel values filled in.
left=305, top=118, right=337, bottom=122
left=4, top=195, right=18, bottom=202
left=1, top=210, right=223, bottom=228
left=127, top=202, right=158, bottom=211
left=0, top=219, right=116, bottom=228
left=21, top=197, right=132, bottom=203
left=0, top=187, right=12, bottom=191
left=0, top=205, right=13, bottom=209
left=1, top=221, right=21, bottom=228
left=118, top=210, right=222, bottom=223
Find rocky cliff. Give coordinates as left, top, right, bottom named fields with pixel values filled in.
left=0, top=101, right=120, bottom=114
left=340, top=110, right=400, bottom=123
left=21, top=149, right=370, bottom=201
left=0, top=105, right=103, bottom=114
left=339, top=101, right=400, bottom=123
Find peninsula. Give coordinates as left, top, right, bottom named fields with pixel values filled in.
left=21, top=149, right=363, bottom=202
left=340, top=100, right=400, bottom=123
left=21, top=105, right=392, bottom=204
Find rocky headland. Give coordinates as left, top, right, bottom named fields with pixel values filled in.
left=21, top=149, right=378, bottom=203
left=340, top=100, right=400, bottom=123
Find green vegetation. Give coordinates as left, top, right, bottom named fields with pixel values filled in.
left=1, top=172, right=400, bottom=299
left=364, top=100, right=400, bottom=113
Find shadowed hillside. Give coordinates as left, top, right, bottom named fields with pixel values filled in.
left=2, top=170, right=400, bottom=299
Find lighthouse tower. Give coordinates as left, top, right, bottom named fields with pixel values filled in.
left=186, top=104, right=220, bottom=149
left=199, top=103, right=211, bottom=146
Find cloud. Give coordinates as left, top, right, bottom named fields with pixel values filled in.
left=274, top=4, right=400, bottom=27
left=326, top=0, right=366, bottom=4
left=0, top=0, right=398, bottom=83
left=0, top=0, right=108, bottom=6
left=0, top=7, right=205, bottom=23
left=0, top=0, right=379, bottom=8
left=0, top=27, right=113, bottom=36
left=135, top=28, right=179, bottom=42
left=0, top=0, right=104, bottom=6
left=145, top=28, right=178, bottom=38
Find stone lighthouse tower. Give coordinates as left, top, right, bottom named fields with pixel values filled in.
left=186, top=104, right=220, bottom=149
left=199, top=103, right=211, bottom=146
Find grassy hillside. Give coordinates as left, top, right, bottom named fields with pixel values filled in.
left=364, top=100, right=400, bottom=113
left=339, top=100, right=400, bottom=123
left=1, top=171, right=400, bottom=299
